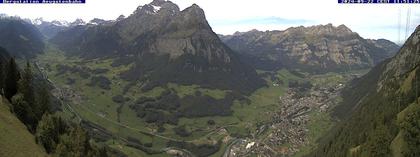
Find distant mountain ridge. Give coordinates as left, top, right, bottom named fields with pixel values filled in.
left=32, top=18, right=111, bottom=39
left=220, top=24, right=400, bottom=73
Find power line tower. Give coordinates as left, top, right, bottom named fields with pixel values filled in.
left=398, top=8, right=401, bottom=44
left=416, top=72, right=419, bottom=103
left=405, top=7, right=411, bottom=40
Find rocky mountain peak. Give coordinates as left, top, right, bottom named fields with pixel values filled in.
left=305, top=24, right=354, bottom=36
left=182, top=4, right=206, bottom=19
left=32, top=17, right=44, bottom=25
left=134, top=0, right=179, bottom=15
left=89, top=18, right=105, bottom=25
left=170, top=3, right=209, bottom=32
left=70, top=18, right=86, bottom=26
left=281, top=24, right=355, bottom=38
left=337, top=24, right=352, bottom=33
left=116, top=15, right=125, bottom=21
left=50, top=20, right=69, bottom=26
left=150, top=0, right=167, bottom=6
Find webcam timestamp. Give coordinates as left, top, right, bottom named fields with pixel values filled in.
left=339, top=0, right=420, bottom=3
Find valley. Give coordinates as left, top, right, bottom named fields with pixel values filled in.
left=0, top=0, right=417, bottom=156
left=35, top=44, right=366, bottom=156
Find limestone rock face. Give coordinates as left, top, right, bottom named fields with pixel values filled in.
left=220, top=24, right=400, bottom=73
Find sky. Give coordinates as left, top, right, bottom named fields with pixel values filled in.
left=0, top=0, right=419, bottom=44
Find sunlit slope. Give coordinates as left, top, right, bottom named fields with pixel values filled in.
left=0, top=97, right=47, bottom=157
left=312, top=26, right=420, bottom=157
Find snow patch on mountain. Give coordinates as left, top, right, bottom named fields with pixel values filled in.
left=152, top=5, right=162, bottom=12
left=32, top=18, right=44, bottom=25
left=51, top=20, right=70, bottom=27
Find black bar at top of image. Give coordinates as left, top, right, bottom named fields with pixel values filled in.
left=338, top=0, right=420, bottom=3
left=0, top=0, right=85, bottom=3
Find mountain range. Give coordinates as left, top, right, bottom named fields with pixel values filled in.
left=220, top=24, right=400, bottom=73
left=32, top=18, right=116, bottom=39
left=0, top=1, right=417, bottom=156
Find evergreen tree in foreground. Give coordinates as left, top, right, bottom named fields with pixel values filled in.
left=20, top=61, right=35, bottom=108
left=401, top=105, right=420, bottom=157
left=36, top=113, right=68, bottom=153
left=4, top=58, right=19, bottom=100
left=36, top=83, right=51, bottom=119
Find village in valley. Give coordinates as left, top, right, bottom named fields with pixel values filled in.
left=226, top=79, right=345, bottom=157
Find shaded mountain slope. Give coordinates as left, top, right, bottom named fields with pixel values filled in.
left=0, top=47, right=11, bottom=63
left=0, top=17, right=45, bottom=58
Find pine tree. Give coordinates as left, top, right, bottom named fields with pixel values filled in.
left=54, top=125, right=99, bottom=157
left=11, top=93, right=37, bottom=132
left=36, top=113, right=67, bottom=153
left=20, top=61, right=35, bottom=106
left=401, top=106, right=420, bottom=157
left=36, top=113, right=58, bottom=153
left=36, top=83, right=50, bottom=120
left=4, top=58, right=20, bottom=100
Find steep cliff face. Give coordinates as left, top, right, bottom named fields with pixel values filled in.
left=127, top=3, right=232, bottom=63
left=312, top=26, right=420, bottom=157
left=51, top=0, right=265, bottom=94
left=221, top=24, right=400, bottom=73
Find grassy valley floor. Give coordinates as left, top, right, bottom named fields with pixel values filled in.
left=36, top=45, right=367, bottom=156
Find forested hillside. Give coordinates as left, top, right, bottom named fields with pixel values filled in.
left=312, top=26, right=420, bottom=157
left=0, top=47, right=113, bottom=157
